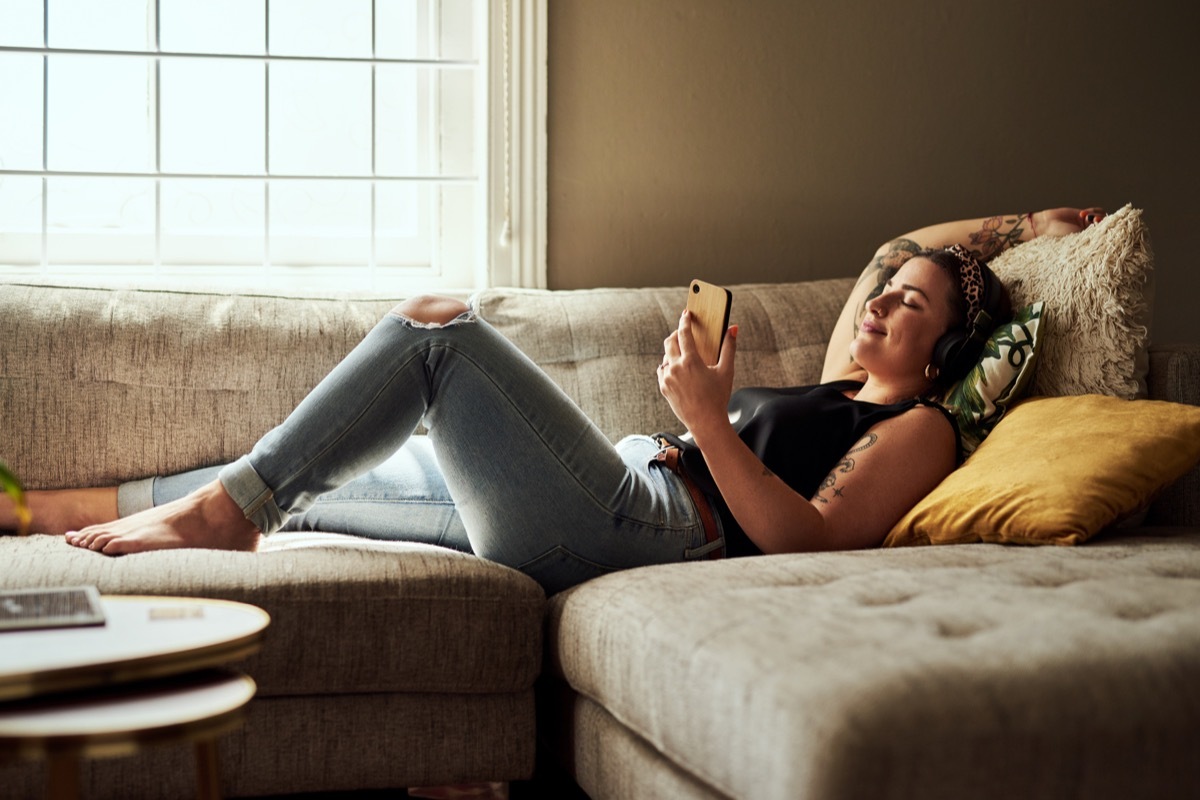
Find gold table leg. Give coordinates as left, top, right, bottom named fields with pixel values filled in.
left=195, top=738, right=221, bottom=800
left=45, top=751, right=81, bottom=800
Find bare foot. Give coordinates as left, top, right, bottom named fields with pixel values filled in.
left=64, top=480, right=260, bottom=555
left=1, top=487, right=119, bottom=536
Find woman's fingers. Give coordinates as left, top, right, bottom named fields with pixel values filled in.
left=663, top=326, right=681, bottom=359
left=1034, top=206, right=1106, bottom=239
left=676, top=310, right=700, bottom=357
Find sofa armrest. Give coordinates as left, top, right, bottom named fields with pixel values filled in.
left=1146, top=343, right=1200, bottom=526
left=1148, top=344, right=1200, bottom=406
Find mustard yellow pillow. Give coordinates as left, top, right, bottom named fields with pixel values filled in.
left=883, top=395, right=1200, bottom=547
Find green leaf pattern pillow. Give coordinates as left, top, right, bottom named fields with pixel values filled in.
left=941, top=302, right=1043, bottom=455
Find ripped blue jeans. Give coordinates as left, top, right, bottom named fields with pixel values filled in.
left=118, top=304, right=723, bottom=594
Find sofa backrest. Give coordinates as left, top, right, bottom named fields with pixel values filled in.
left=0, top=280, right=850, bottom=490
left=1, top=284, right=393, bottom=489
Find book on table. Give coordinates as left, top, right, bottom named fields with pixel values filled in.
left=0, top=586, right=106, bottom=632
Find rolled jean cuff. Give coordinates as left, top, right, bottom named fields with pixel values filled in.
left=116, top=477, right=156, bottom=518
left=218, top=457, right=288, bottom=535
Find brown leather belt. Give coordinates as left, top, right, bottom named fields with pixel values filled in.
left=654, top=444, right=724, bottom=560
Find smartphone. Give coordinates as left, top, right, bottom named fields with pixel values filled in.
left=686, top=279, right=733, bottom=365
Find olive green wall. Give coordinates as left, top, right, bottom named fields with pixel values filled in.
left=546, top=0, right=1198, bottom=344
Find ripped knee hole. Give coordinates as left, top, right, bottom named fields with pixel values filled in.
left=390, top=295, right=476, bottom=328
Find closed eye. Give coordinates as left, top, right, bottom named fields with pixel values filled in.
left=886, top=279, right=928, bottom=310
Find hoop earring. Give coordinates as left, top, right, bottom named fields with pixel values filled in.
left=925, top=364, right=940, bottom=381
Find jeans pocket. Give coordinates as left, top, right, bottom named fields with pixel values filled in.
left=518, top=545, right=619, bottom=595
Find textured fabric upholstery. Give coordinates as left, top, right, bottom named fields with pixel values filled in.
left=0, top=533, right=544, bottom=697
left=544, top=533, right=1200, bottom=800
left=1147, top=344, right=1200, bottom=526
left=0, top=284, right=396, bottom=490
left=1, top=691, right=536, bottom=799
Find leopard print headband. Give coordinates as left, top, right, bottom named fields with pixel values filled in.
left=943, top=244, right=986, bottom=327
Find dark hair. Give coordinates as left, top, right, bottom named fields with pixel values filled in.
left=916, top=248, right=1013, bottom=388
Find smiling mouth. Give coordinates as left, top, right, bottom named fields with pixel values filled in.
left=860, top=320, right=885, bottom=335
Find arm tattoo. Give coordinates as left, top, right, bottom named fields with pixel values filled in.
left=814, top=433, right=878, bottom=504
left=967, top=215, right=1027, bottom=261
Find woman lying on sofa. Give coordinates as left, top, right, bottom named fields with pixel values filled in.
left=5, top=207, right=1103, bottom=593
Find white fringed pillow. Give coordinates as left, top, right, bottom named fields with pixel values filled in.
left=988, top=204, right=1153, bottom=399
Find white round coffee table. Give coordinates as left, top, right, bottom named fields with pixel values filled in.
left=0, top=595, right=270, bottom=799
left=0, top=595, right=270, bottom=701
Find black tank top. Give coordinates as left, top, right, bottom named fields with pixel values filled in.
left=657, top=380, right=960, bottom=557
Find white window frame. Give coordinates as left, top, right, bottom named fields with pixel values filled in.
left=489, top=0, right=547, bottom=291
left=0, top=0, right=546, bottom=295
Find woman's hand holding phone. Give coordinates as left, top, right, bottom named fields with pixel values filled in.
left=658, top=280, right=736, bottom=436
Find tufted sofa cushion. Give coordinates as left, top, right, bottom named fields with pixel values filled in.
left=544, top=532, right=1200, bottom=800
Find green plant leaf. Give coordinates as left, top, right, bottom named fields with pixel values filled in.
left=0, top=460, right=31, bottom=536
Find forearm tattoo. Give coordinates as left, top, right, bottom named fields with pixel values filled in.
left=815, top=433, right=877, bottom=504
left=967, top=215, right=1027, bottom=261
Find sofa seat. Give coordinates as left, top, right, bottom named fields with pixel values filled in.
left=0, top=531, right=544, bottom=798
left=542, top=530, right=1200, bottom=800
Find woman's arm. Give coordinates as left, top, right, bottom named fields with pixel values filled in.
left=821, top=207, right=1103, bottom=384
left=659, top=314, right=956, bottom=553
left=692, top=404, right=955, bottom=553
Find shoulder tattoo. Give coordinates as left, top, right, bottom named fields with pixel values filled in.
left=815, top=433, right=878, bottom=504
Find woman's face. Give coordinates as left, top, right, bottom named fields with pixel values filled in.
left=848, top=257, right=959, bottom=383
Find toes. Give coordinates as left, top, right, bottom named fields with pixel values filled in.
left=64, top=528, right=110, bottom=552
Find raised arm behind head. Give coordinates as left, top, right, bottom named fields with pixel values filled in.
left=821, top=207, right=1105, bottom=385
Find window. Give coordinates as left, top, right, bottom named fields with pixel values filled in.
left=0, top=0, right=545, bottom=295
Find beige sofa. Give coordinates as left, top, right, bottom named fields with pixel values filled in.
left=1, top=277, right=1198, bottom=799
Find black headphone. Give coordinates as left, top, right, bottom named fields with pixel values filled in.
left=931, top=264, right=1006, bottom=384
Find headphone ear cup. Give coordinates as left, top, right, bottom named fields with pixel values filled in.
left=932, top=329, right=966, bottom=376
left=935, top=266, right=1005, bottom=383
left=942, top=335, right=981, bottom=383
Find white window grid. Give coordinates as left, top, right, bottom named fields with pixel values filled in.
left=0, top=0, right=500, bottom=296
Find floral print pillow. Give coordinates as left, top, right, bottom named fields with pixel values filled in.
left=942, top=302, right=1043, bottom=455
